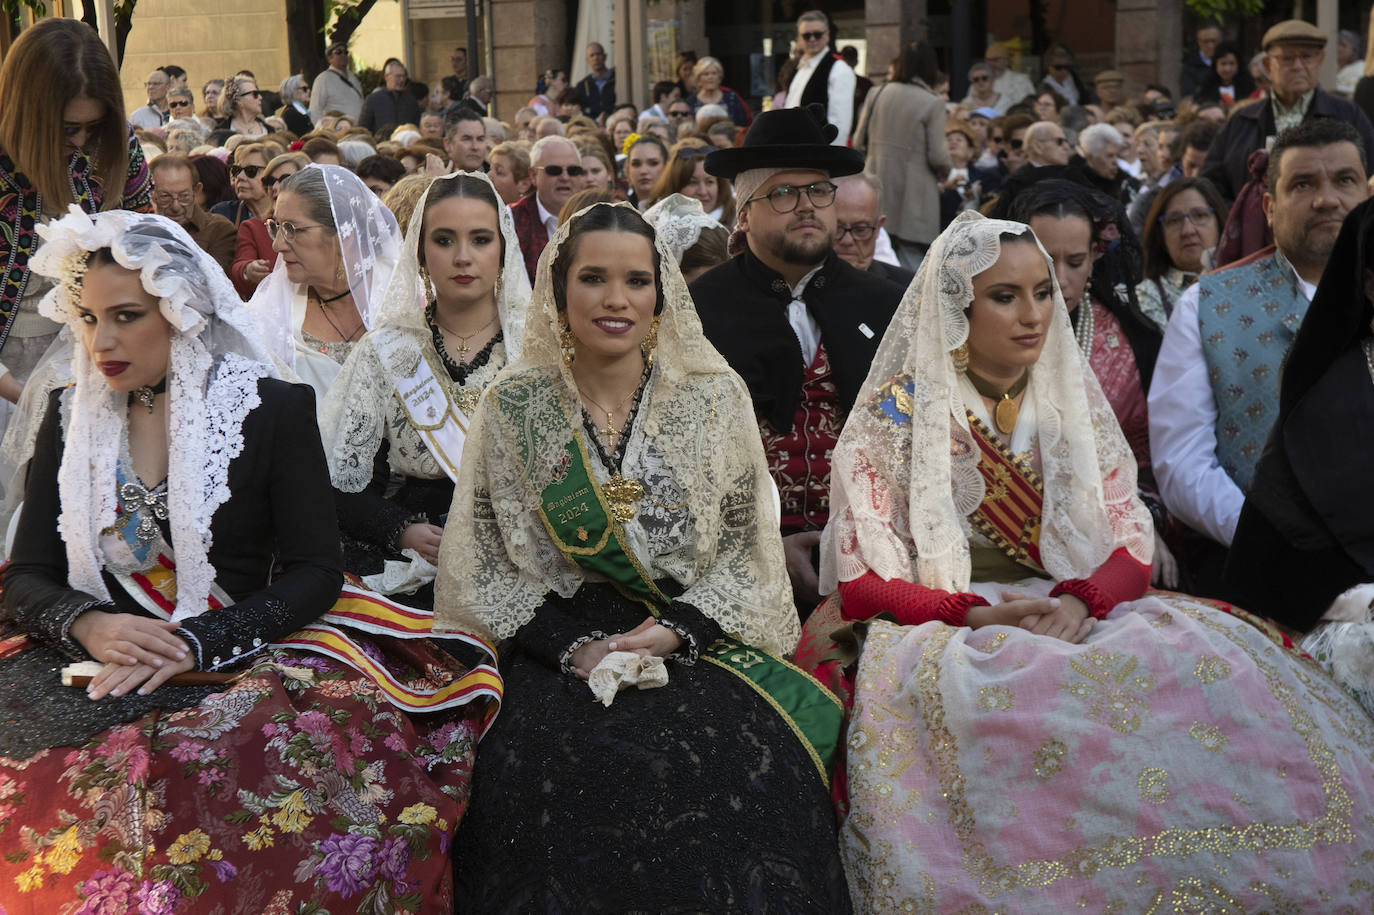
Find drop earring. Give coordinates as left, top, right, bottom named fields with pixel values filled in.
left=951, top=342, right=969, bottom=374
left=559, top=317, right=577, bottom=365
left=641, top=315, right=660, bottom=367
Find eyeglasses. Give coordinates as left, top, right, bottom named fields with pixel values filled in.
left=667, top=109, right=692, bottom=118
left=229, top=164, right=264, bottom=179
left=168, top=99, right=192, bottom=109
left=800, top=30, right=826, bottom=41
left=1009, top=137, right=1025, bottom=150
left=1050, top=63, right=1070, bottom=72
left=970, top=75, right=991, bottom=83
left=1271, top=49, right=1321, bottom=66
left=1159, top=206, right=1214, bottom=232
left=242, top=90, right=263, bottom=99
left=152, top=190, right=195, bottom=207
left=265, top=219, right=326, bottom=242
left=835, top=223, right=876, bottom=242
left=261, top=172, right=291, bottom=190
left=536, top=165, right=586, bottom=177
left=744, top=181, right=837, bottom=213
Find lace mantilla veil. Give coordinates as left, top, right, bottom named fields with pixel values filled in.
left=29, top=207, right=284, bottom=622
left=821, top=211, right=1153, bottom=595
left=249, top=164, right=402, bottom=370
left=433, top=202, right=800, bottom=655
left=642, top=193, right=720, bottom=263
left=317, top=170, right=531, bottom=492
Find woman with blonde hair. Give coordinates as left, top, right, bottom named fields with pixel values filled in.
left=685, top=56, right=753, bottom=127
left=215, top=74, right=271, bottom=137
left=646, top=140, right=736, bottom=226
left=0, top=17, right=151, bottom=411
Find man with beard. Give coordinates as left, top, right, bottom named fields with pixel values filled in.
left=690, top=105, right=905, bottom=614
left=1149, top=120, right=1368, bottom=594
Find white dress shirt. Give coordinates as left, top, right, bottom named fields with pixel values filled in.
left=873, top=227, right=899, bottom=267
left=536, top=195, right=559, bottom=237
left=784, top=47, right=856, bottom=144
left=1148, top=271, right=1316, bottom=547
left=786, top=265, right=824, bottom=366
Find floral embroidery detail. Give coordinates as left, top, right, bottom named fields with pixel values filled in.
left=1137, top=767, right=1170, bottom=804
left=1062, top=650, right=1155, bottom=734
left=1194, top=655, right=1232, bottom=684
left=976, top=685, right=1014, bottom=712
left=1189, top=722, right=1229, bottom=754
left=1033, top=739, right=1068, bottom=779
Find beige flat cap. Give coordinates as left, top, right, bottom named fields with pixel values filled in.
left=1262, top=19, right=1328, bottom=51
left=1094, top=69, right=1126, bottom=84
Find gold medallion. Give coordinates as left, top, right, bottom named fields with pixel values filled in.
left=602, top=474, right=644, bottom=523
left=994, top=396, right=1019, bottom=436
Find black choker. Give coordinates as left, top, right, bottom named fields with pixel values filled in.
left=966, top=369, right=1029, bottom=435
left=316, top=287, right=351, bottom=304
left=130, top=377, right=168, bottom=414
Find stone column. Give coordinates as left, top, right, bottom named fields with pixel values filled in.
left=1116, top=0, right=1181, bottom=96
left=864, top=0, right=923, bottom=84
left=489, top=0, right=565, bottom=119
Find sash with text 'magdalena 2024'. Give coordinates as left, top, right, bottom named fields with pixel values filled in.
left=534, top=427, right=844, bottom=787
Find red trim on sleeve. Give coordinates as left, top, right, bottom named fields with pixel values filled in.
left=838, top=570, right=989, bottom=627
left=1050, top=548, right=1151, bottom=618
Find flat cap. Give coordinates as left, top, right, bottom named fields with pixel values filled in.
left=1262, top=19, right=1328, bottom=51
left=1094, top=69, right=1126, bottom=84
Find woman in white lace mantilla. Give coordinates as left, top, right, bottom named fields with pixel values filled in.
left=320, top=171, right=530, bottom=605
left=0, top=209, right=498, bottom=905
left=796, top=211, right=1374, bottom=910
left=248, top=163, right=400, bottom=407
left=434, top=202, right=851, bottom=911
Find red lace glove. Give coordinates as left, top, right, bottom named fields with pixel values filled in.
left=838, top=571, right=989, bottom=627
left=1050, top=548, right=1151, bottom=618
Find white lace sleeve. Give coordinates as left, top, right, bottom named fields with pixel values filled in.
left=319, top=337, right=390, bottom=493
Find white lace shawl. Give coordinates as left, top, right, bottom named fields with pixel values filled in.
left=820, top=211, right=1153, bottom=595
left=318, top=170, right=531, bottom=492
left=248, top=164, right=402, bottom=372
left=642, top=193, right=721, bottom=263
left=433, top=202, right=799, bottom=655
left=31, top=207, right=281, bottom=622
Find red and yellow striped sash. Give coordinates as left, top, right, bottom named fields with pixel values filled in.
left=966, top=411, right=1047, bottom=574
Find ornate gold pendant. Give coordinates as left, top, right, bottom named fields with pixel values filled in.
left=603, top=474, right=644, bottom=523
left=994, top=396, right=1019, bottom=436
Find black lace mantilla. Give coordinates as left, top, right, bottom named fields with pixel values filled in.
left=427, top=303, right=503, bottom=385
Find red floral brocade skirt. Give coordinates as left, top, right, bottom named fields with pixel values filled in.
left=0, top=634, right=481, bottom=914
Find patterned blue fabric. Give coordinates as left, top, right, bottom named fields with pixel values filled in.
left=1196, top=252, right=1309, bottom=491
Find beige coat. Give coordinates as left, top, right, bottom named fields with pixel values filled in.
left=853, top=80, right=950, bottom=245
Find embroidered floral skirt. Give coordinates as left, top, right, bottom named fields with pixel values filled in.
left=0, top=637, right=482, bottom=914
left=832, top=589, right=1374, bottom=910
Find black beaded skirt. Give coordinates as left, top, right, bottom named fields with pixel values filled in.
left=454, top=583, right=852, bottom=914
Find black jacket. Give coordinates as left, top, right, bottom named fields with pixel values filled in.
left=1200, top=88, right=1374, bottom=200
left=866, top=259, right=914, bottom=288
left=360, top=88, right=423, bottom=137
left=689, top=249, right=904, bottom=432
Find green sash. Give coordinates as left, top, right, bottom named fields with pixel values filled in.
left=536, top=430, right=844, bottom=786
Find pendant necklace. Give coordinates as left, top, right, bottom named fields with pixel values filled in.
left=312, top=288, right=362, bottom=343
left=129, top=376, right=168, bottom=414
left=579, top=382, right=639, bottom=445
left=966, top=368, right=1030, bottom=436
left=433, top=308, right=497, bottom=356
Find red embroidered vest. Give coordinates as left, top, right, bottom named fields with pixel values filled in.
left=759, top=344, right=843, bottom=532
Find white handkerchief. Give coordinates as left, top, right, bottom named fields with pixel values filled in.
left=587, top=651, right=670, bottom=707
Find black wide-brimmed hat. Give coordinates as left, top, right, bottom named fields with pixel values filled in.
left=705, top=103, right=865, bottom=180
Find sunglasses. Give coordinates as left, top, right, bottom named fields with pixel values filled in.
left=168, top=99, right=192, bottom=108
left=260, top=173, right=289, bottom=190
left=229, top=164, right=264, bottom=179
left=537, top=165, right=585, bottom=177
left=971, top=75, right=990, bottom=83
left=243, top=90, right=263, bottom=99
left=801, top=30, right=826, bottom=41
left=1009, top=138, right=1024, bottom=150
left=668, top=109, right=692, bottom=118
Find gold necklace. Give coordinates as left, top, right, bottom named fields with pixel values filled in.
left=578, top=382, right=640, bottom=444
left=966, top=368, right=1030, bottom=435
left=432, top=306, right=498, bottom=356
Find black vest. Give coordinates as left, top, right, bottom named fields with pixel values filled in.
left=799, top=52, right=843, bottom=110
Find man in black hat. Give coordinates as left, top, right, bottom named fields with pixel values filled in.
left=689, top=104, right=905, bottom=614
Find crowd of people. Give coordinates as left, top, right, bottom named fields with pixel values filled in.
left=0, top=7, right=1371, bottom=913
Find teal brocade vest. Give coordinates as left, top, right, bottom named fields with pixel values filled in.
left=1196, top=251, right=1309, bottom=492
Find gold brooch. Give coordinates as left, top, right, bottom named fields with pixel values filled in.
left=602, top=474, right=644, bottom=523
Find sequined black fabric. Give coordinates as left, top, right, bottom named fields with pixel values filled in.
left=454, top=582, right=851, bottom=914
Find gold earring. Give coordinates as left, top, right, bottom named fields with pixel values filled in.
left=559, top=317, right=577, bottom=365
left=418, top=265, right=436, bottom=304
left=951, top=342, right=969, bottom=374
left=641, top=315, right=660, bottom=367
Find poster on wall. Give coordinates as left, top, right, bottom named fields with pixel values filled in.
left=647, top=19, right=679, bottom=83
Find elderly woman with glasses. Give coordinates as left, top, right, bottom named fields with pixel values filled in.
left=209, top=141, right=273, bottom=227
left=215, top=74, right=271, bottom=138
left=248, top=164, right=401, bottom=409
left=1135, top=177, right=1228, bottom=332
left=645, top=140, right=737, bottom=225
left=961, top=61, right=1001, bottom=110
left=277, top=73, right=313, bottom=135
left=230, top=151, right=310, bottom=298
left=165, top=86, right=211, bottom=131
